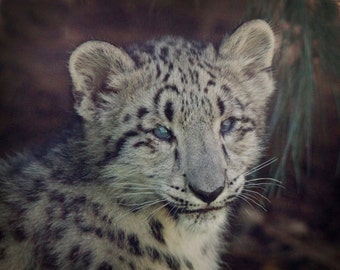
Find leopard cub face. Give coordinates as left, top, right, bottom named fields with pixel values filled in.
left=69, top=19, right=275, bottom=229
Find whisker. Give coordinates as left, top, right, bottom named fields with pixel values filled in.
left=165, top=204, right=179, bottom=220
left=244, top=157, right=278, bottom=176
left=245, top=183, right=285, bottom=190
left=119, top=199, right=160, bottom=207
left=115, top=199, right=165, bottom=222
left=144, top=200, right=170, bottom=222
left=246, top=177, right=281, bottom=184
left=111, top=182, right=158, bottom=188
left=237, top=194, right=260, bottom=210
left=113, top=192, right=155, bottom=199
left=245, top=179, right=284, bottom=191
left=243, top=188, right=271, bottom=203
left=238, top=193, right=267, bottom=212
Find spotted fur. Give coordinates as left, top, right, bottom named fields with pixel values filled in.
left=0, top=20, right=275, bottom=269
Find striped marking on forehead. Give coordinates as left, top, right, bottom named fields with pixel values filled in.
left=153, top=84, right=181, bottom=123
left=153, top=85, right=179, bottom=106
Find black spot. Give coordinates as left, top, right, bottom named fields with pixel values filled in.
left=137, top=107, right=149, bottom=118
left=136, top=124, right=147, bottom=132
left=68, top=245, right=92, bottom=268
left=72, top=195, right=87, bottom=205
left=217, top=96, right=225, bottom=116
left=149, top=219, right=165, bottom=244
left=221, top=84, right=230, bottom=92
left=12, top=225, right=27, bottom=242
left=62, top=198, right=84, bottom=215
left=133, top=141, right=146, bottom=148
left=167, top=85, right=179, bottom=94
left=174, top=148, right=179, bottom=162
left=189, top=70, right=199, bottom=83
left=91, top=202, right=103, bottom=216
left=123, top=114, right=131, bottom=122
left=49, top=190, right=66, bottom=203
left=104, top=145, right=126, bottom=164
left=95, top=228, right=104, bottom=238
left=164, top=254, right=180, bottom=270
left=25, top=192, right=40, bottom=202
left=107, top=230, right=115, bottom=242
left=185, top=259, right=194, bottom=270
left=145, top=246, right=161, bottom=262
left=79, top=224, right=95, bottom=234
left=164, top=101, right=174, bottom=122
left=156, top=64, right=161, bottom=78
left=129, top=261, right=136, bottom=270
left=97, top=261, right=113, bottom=270
left=102, top=215, right=108, bottom=222
left=207, top=80, right=216, bottom=86
left=241, top=117, right=256, bottom=127
left=239, top=127, right=255, bottom=137
left=117, top=229, right=125, bottom=249
left=222, top=144, right=228, bottom=157
left=101, top=131, right=138, bottom=163
left=41, top=249, right=59, bottom=270
left=204, top=87, right=209, bottom=93
left=128, top=233, right=143, bottom=256
left=33, top=177, right=47, bottom=192
left=160, top=47, right=169, bottom=62
left=207, top=70, right=216, bottom=79
left=162, top=73, right=170, bottom=82
left=69, top=245, right=81, bottom=262
left=125, top=130, right=139, bottom=137
left=80, top=250, right=92, bottom=267
left=51, top=226, right=66, bottom=240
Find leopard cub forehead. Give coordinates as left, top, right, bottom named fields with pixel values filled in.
left=126, top=38, right=238, bottom=125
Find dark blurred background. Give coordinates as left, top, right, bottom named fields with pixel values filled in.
left=0, top=1, right=339, bottom=269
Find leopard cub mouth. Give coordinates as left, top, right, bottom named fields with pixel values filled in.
left=167, top=203, right=225, bottom=215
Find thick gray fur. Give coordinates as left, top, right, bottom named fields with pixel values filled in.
left=0, top=20, right=275, bottom=270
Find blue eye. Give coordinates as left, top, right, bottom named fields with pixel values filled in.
left=221, top=118, right=236, bottom=135
left=153, top=125, right=173, bottom=141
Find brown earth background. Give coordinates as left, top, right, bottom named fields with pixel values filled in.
left=0, top=1, right=339, bottom=269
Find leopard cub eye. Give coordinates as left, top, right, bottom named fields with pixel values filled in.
left=220, top=117, right=236, bottom=135
left=153, top=125, right=173, bottom=141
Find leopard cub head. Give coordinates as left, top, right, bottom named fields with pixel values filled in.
left=69, top=20, right=275, bottom=228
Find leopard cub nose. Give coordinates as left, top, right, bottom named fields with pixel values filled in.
left=188, top=184, right=224, bottom=204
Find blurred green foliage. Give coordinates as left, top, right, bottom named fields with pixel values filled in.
left=246, top=0, right=340, bottom=192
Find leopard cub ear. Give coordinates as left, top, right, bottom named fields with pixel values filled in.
left=218, top=19, right=275, bottom=70
left=69, top=41, right=135, bottom=121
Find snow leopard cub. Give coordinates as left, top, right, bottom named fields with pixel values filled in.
left=0, top=20, right=275, bottom=270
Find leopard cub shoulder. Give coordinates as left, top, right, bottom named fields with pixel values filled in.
left=0, top=20, right=275, bottom=270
